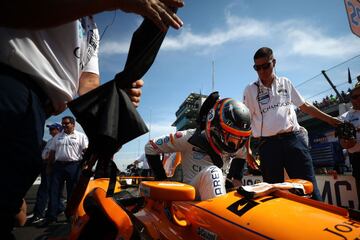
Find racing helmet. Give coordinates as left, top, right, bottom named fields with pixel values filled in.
left=205, top=98, right=252, bottom=155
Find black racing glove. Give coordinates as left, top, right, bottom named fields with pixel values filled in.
left=146, top=154, right=167, bottom=180
left=335, top=121, right=356, bottom=140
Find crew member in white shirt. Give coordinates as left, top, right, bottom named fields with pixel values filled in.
left=134, top=153, right=152, bottom=177
left=243, top=47, right=341, bottom=201
left=30, top=123, right=63, bottom=224
left=44, top=116, right=88, bottom=225
left=339, top=82, right=360, bottom=208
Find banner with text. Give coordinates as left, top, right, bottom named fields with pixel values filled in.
left=242, top=174, right=358, bottom=208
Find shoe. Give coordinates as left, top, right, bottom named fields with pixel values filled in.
left=28, top=215, right=44, bottom=224
left=36, top=218, right=57, bottom=228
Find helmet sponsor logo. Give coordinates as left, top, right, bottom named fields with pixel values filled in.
left=156, top=139, right=163, bottom=145
left=164, top=136, right=170, bottom=143
left=208, top=108, right=215, bottom=121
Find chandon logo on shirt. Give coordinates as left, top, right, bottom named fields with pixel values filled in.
left=261, top=101, right=291, bottom=114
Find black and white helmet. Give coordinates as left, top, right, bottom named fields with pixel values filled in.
left=205, top=98, right=252, bottom=155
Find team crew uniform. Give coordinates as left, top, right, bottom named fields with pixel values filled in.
left=243, top=76, right=321, bottom=200
left=0, top=17, right=99, bottom=113
left=145, top=129, right=239, bottom=200
left=49, top=130, right=88, bottom=163
left=340, top=108, right=360, bottom=205
left=47, top=130, right=88, bottom=220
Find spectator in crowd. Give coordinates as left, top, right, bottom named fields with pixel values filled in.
left=339, top=81, right=360, bottom=209
left=243, top=47, right=341, bottom=201
left=28, top=123, right=63, bottom=224
left=0, top=1, right=184, bottom=237
left=41, top=116, right=88, bottom=226
left=134, top=153, right=152, bottom=177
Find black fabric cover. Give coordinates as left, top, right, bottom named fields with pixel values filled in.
left=146, top=154, right=167, bottom=180
left=65, top=17, right=171, bottom=217
left=68, top=18, right=168, bottom=154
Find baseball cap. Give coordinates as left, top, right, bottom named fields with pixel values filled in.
left=46, top=123, right=62, bottom=131
left=353, top=81, right=360, bottom=90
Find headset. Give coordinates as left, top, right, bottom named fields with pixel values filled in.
left=255, top=81, right=264, bottom=138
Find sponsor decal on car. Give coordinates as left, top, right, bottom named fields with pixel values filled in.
left=197, top=227, right=218, bottom=240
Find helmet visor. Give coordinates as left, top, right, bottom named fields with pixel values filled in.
left=222, top=131, right=247, bottom=152
left=210, top=129, right=247, bottom=154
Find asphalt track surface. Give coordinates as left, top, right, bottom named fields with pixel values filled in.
left=13, top=185, right=70, bottom=240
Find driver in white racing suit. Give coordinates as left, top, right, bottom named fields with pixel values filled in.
left=145, top=96, right=253, bottom=200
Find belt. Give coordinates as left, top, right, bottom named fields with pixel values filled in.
left=0, top=62, right=54, bottom=117
left=349, top=152, right=360, bottom=156
left=55, top=161, right=80, bottom=165
left=260, top=131, right=299, bottom=140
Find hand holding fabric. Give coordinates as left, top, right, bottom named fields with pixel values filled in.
left=118, top=0, right=184, bottom=31
left=125, top=79, right=144, bottom=107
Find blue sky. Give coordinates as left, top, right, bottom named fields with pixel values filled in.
left=46, top=0, right=360, bottom=170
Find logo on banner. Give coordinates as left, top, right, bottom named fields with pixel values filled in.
left=344, top=0, right=360, bottom=37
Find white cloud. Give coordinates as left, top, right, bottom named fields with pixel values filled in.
left=147, top=122, right=176, bottom=139
left=161, top=16, right=269, bottom=51
left=99, top=13, right=359, bottom=60
left=273, top=20, right=358, bottom=59
left=100, top=40, right=130, bottom=55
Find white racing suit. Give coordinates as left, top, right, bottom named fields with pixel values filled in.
left=145, top=129, right=241, bottom=200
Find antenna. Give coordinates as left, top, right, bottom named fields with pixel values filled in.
left=212, top=60, right=215, bottom=92
left=148, top=108, right=152, bottom=140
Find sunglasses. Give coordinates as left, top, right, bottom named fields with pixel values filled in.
left=253, top=60, right=273, bottom=71
left=351, top=94, right=360, bottom=100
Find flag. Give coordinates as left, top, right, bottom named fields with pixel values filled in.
left=348, top=68, right=352, bottom=84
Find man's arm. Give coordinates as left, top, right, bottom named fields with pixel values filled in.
left=1, top=0, right=184, bottom=30
left=78, top=72, right=100, bottom=96
left=244, top=138, right=259, bottom=170
left=298, top=101, right=342, bottom=127
left=14, top=199, right=27, bottom=226
left=78, top=73, right=144, bottom=107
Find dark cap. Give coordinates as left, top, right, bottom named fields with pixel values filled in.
left=351, top=82, right=360, bottom=92
left=46, top=123, right=62, bottom=131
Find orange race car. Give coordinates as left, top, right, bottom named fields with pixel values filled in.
left=68, top=177, right=360, bottom=240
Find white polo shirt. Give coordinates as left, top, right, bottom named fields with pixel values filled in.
left=0, top=17, right=99, bottom=113
left=340, top=108, right=360, bottom=153
left=50, top=130, right=88, bottom=162
left=243, top=76, right=305, bottom=138
left=136, top=153, right=150, bottom=169
left=42, top=137, right=55, bottom=160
